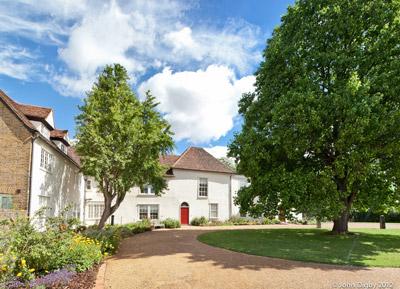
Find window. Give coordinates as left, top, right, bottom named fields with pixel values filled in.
left=39, top=195, right=52, bottom=216
left=141, top=184, right=154, bottom=195
left=138, top=205, right=159, bottom=220
left=60, top=143, right=66, bottom=153
left=85, top=179, right=92, bottom=190
left=198, top=178, right=208, bottom=197
left=150, top=205, right=158, bottom=219
left=40, top=148, right=54, bottom=172
left=88, top=203, right=104, bottom=219
left=139, top=205, right=148, bottom=219
left=209, top=203, right=218, bottom=219
left=0, top=194, right=13, bottom=209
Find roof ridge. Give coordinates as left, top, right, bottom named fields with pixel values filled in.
left=171, top=147, right=192, bottom=168
left=0, top=89, right=36, bottom=131
left=13, top=101, right=52, bottom=112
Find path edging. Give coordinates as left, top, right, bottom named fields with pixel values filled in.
left=94, top=262, right=107, bottom=289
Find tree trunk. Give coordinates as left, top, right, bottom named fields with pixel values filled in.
left=97, top=193, right=125, bottom=229
left=332, top=209, right=349, bottom=234
left=98, top=195, right=113, bottom=229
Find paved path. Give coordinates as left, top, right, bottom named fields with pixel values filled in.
left=104, top=224, right=400, bottom=289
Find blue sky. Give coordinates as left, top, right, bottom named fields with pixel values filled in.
left=0, top=0, right=294, bottom=157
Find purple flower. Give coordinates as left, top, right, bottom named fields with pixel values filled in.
left=29, top=269, right=76, bottom=288
left=1, top=279, right=25, bottom=289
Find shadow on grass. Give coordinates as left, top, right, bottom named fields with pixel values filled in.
left=109, top=228, right=400, bottom=271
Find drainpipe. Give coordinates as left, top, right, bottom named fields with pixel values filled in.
left=27, top=132, right=38, bottom=217
left=229, top=175, right=232, bottom=218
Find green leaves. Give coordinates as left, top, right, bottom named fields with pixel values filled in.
left=230, top=0, right=400, bottom=222
left=75, top=64, right=174, bottom=227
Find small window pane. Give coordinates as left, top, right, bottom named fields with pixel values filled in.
left=210, top=203, right=218, bottom=219
left=150, top=205, right=158, bottom=219
left=198, top=178, right=208, bottom=197
left=0, top=195, right=13, bottom=209
left=139, top=205, right=148, bottom=219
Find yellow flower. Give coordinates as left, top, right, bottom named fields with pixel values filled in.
left=29, top=268, right=35, bottom=273
left=17, top=272, right=22, bottom=277
left=21, top=259, right=26, bottom=267
left=1, top=265, right=7, bottom=271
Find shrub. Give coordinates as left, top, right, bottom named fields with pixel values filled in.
left=261, top=218, right=281, bottom=225
left=131, top=219, right=152, bottom=234
left=0, top=211, right=102, bottom=286
left=161, top=218, right=181, bottom=229
left=228, top=216, right=251, bottom=225
left=190, top=216, right=208, bottom=226
left=82, top=226, right=121, bottom=255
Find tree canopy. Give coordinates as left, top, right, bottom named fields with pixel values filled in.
left=76, top=64, right=174, bottom=228
left=229, top=0, right=400, bottom=233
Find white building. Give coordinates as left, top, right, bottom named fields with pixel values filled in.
left=0, top=90, right=85, bottom=222
left=85, top=147, right=248, bottom=225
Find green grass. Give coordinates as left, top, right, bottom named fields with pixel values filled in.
left=198, top=229, right=400, bottom=267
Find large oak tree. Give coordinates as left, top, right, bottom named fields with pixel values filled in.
left=229, top=0, right=400, bottom=233
left=76, top=64, right=174, bottom=229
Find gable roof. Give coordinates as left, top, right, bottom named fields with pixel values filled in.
left=0, top=89, right=80, bottom=168
left=161, top=147, right=234, bottom=174
left=0, top=89, right=36, bottom=131
left=50, top=129, right=68, bottom=139
left=14, top=103, right=52, bottom=120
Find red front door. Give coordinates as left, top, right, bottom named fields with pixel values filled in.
left=180, top=207, right=189, bottom=225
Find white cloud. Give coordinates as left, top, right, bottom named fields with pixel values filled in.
left=0, top=0, right=261, bottom=97
left=204, top=146, right=228, bottom=159
left=139, top=65, right=255, bottom=143
left=0, top=45, right=36, bottom=80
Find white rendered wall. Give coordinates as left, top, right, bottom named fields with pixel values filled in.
left=85, top=169, right=237, bottom=225
left=230, top=174, right=249, bottom=216
left=29, top=138, right=84, bottom=222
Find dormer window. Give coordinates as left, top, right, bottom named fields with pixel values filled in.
left=60, top=143, right=66, bottom=153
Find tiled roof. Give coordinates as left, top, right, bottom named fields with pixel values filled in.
left=13, top=103, right=52, bottom=119
left=0, top=90, right=36, bottom=131
left=67, top=147, right=81, bottom=166
left=50, top=129, right=68, bottom=139
left=163, top=147, right=234, bottom=174
left=159, top=155, right=180, bottom=166
left=0, top=89, right=80, bottom=168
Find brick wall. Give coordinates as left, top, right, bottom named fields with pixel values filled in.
left=0, top=100, right=32, bottom=218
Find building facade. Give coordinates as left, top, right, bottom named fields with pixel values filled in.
left=85, top=147, right=247, bottom=226
left=0, top=90, right=85, bottom=222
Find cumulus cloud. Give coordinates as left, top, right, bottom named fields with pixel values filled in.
left=139, top=65, right=255, bottom=143
left=204, top=146, right=229, bottom=159
left=0, top=0, right=261, bottom=96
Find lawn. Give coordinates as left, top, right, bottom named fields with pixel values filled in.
left=197, top=229, right=400, bottom=267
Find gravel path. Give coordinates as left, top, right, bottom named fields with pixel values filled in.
left=104, top=224, right=400, bottom=289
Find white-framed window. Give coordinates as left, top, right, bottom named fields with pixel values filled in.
left=209, top=203, right=218, bottom=219
left=85, top=179, right=92, bottom=190
left=39, top=195, right=52, bottom=217
left=0, top=194, right=13, bottom=209
left=198, top=178, right=208, bottom=198
left=60, top=143, right=66, bottom=153
left=138, top=204, right=159, bottom=220
left=87, top=203, right=104, bottom=219
left=141, top=184, right=154, bottom=195
left=40, top=148, right=54, bottom=172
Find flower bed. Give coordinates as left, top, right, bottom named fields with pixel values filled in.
left=0, top=213, right=152, bottom=289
